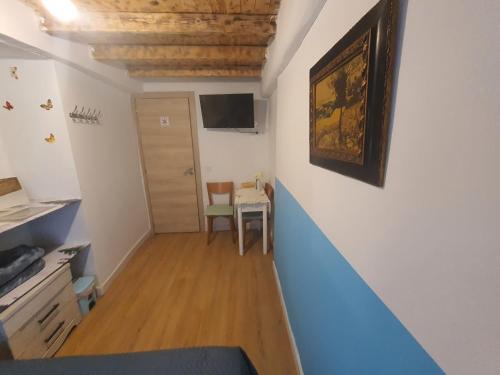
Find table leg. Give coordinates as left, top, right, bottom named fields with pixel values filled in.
left=262, top=206, right=268, bottom=255
left=238, top=206, right=244, bottom=256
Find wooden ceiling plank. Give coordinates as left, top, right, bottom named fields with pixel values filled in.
left=40, top=12, right=276, bottom=46
left=20, top=0, right=44, bottom=14
left=255, top=0, right=280, bottom=14
left=241, top=0, right=256, bottom=14
left=21, top=0, right=281, bottom=78
left=43, top=32, right=270, bottom=46
left=129, top=66, right=261, bottom=78
left=23, top=0, right=279, bottom=14
left=41, top=12, right=276, bottom=35
left=92, top=45, right=266, bottom=67
left=210, top=0, right=227, bottom=14
left=225, top=0, right=242, bottom=13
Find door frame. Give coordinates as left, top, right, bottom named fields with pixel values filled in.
left=132, top=92, right=205, bottom=233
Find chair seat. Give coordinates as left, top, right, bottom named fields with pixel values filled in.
left=205, top=204, right=234, bottom=216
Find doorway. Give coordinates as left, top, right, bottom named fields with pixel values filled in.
left=134, top=93, right=203, bottom=233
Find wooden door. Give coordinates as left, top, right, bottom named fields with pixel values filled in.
left=135, top=96, right=201, bottom=233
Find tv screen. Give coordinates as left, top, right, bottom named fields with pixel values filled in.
left=200, top=93, right=254, bottom=129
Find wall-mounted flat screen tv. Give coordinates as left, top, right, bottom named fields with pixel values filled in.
left=200, top=93, right=254, bottom=129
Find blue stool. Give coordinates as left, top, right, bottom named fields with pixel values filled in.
left=73, top=276, right=97, bottom=316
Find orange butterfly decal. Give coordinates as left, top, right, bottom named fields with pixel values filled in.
left=44, top=133, right=56, bottom=143
left=40, top=99, right=53, bottom=110
left=2, top=101, right=14, bottom=111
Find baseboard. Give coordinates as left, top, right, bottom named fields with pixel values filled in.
left=272, top=261, right=304, bottom=375
left=96, top=229, right=153, bottom=296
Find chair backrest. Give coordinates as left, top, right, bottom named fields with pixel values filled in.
left=264, top=182, right=274, bottom=208
left=207, top=182, right=234, bottom=205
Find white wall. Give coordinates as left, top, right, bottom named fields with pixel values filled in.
left=261, top=0, right=327, bottom=96
left=0, top=0, right=150, bottom=291
left=0, top=58, right=90, bottom=268
left=0, top=134, right=13, bottom=178
left=0, top=59, right=82, bottom=200
left=54, top=61, right=151, bottom=288
left=0, top=130, right=33, bottom=250
left=143, top=80, right=272, bottom=228
left=272, top=0, right=500, bottom=374
left=267, top=90, right=278, bottom=185
left=0, top=57, right=150, bottom=288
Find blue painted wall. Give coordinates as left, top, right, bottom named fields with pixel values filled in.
left=274, top=179, right=443, bottom=375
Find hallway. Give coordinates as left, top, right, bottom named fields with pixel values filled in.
left=58, top=232, right=298, bottom=375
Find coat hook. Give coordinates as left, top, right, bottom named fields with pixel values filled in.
left=70, top=105, right=78, bottom=120
left=78, top=107, right=85, bottom=120
left=85, top=108, right=92, bottom=122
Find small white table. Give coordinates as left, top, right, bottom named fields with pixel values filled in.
left=234, top=188, right=271, bottom=256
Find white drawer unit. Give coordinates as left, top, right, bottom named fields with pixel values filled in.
left=0, top=264, right=81, bottom=359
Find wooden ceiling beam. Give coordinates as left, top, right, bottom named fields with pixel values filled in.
left=22, top=0, right=280, bottom=15
left=128, top=66, right=262, bottom=78
left=91, top=45, right=266, bottom=67
left=21, top=1, right=281, bottom=78
left=40, top=12, right=276, bottom=46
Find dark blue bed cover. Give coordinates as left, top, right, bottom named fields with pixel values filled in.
left=0, top=347, right=259, bottom=375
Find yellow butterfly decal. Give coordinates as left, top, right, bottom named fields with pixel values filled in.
left=10, top=67, right=18, bottom=80
left=44, top=133, right=56, bottom=143
left=40, top=99, right=53, bottom=110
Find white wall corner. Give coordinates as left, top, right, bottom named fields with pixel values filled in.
left=261, top=0, right=327, bottom=97
left=96, top=229, right=153, bottom=296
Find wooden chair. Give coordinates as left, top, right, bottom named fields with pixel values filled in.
left=205, top=182, right=236, bottom=245
left=241, top=183, right=274, bottom=250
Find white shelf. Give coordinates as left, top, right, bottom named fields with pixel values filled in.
left=0, top=199, right=81, bottom=236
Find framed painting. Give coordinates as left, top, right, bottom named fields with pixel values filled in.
left=309, top=0, right=399, bottom=186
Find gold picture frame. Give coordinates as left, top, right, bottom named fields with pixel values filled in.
left=309, top=0, right=399, bottom=186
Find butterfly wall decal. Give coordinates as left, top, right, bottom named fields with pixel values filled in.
left=40, top=99, right=53, bottom=110
left=44, top=133, right=56, bottom=143
left=9, top=67, right=18, bottom=80
left=2, top=101, right=14, bottom=111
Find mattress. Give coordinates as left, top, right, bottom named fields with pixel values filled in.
left=0, top=347, right=259, bottom=375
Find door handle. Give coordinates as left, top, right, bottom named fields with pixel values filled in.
left=184, top=167, right=194, bottom=176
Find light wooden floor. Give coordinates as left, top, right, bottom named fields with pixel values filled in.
left=58, top=231, right=298, bottom=375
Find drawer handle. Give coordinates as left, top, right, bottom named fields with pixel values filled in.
left=44, top=321, right=65, bottom=344
left=38, top=303, right=60, bottom=325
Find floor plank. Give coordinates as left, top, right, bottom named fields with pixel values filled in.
left=58, top=232, right=298, bottom=375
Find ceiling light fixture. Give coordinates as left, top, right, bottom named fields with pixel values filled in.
left=41, top=0, right=79, bottom=23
